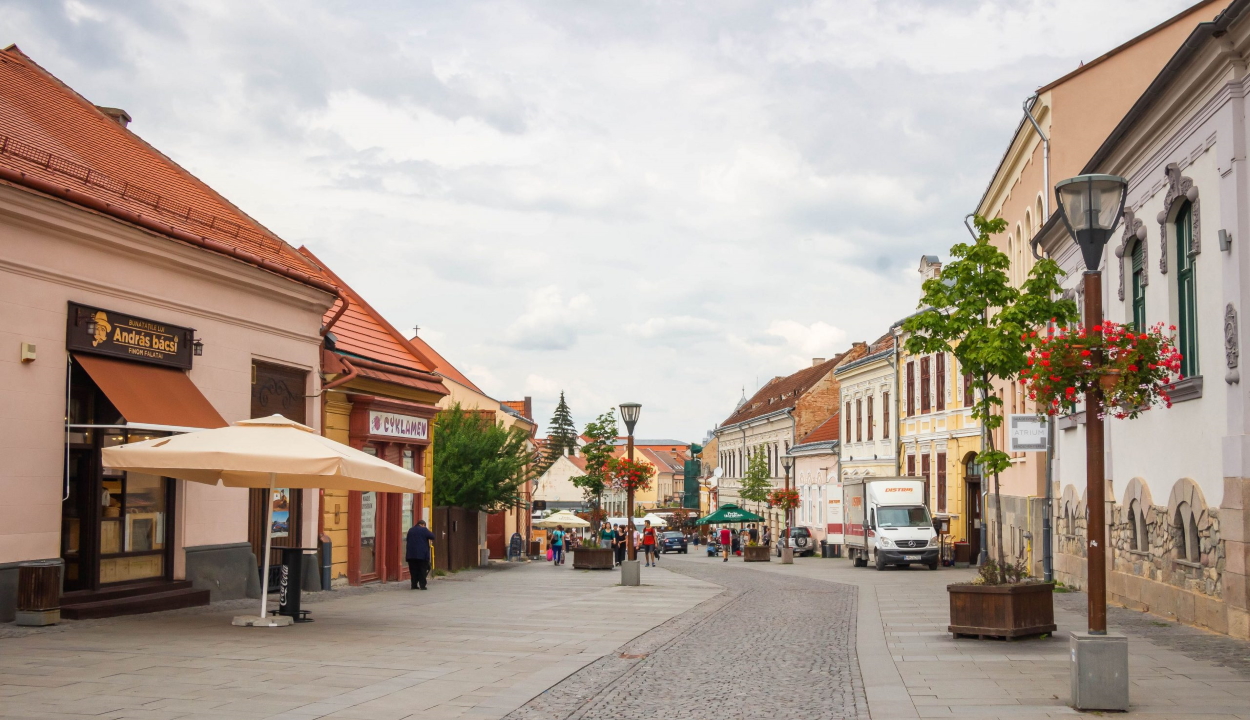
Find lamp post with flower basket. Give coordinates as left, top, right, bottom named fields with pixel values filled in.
left=1044, top=173, right=1158, bottom=711
left=616, top=402, right=647, bottom=586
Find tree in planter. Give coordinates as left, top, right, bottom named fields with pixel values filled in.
left=570, top=409, right=617, bottom=532
left=738, top=450, right=772, bottom=518
left=433, top=403, right=536, bottom=512
left=539, top=392, right=579, bottom=472
left=902, top=215, right=1078, bottom=584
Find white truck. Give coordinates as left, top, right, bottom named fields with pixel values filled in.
left=844, top=476, right=939, bottom=571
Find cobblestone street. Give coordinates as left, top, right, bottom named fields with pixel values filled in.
left=505, top=554, right=865, bottom=720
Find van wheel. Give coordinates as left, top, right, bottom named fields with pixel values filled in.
left=927, top=560, right=939, bottom=570
left=853, top=553, right=867, bottom=568
left=874, top=551, right=886, bottom=571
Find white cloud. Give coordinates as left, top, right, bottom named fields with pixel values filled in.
left=503, top=286, right=594, bottom=351
left=0, top=0, right=1201, bottom=439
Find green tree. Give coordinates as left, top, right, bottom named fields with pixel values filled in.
left=570, top=409, right=617, bottom=530
left=433, top=403, right=535, bottom=513
left=902, top=214, right=1078, bottom=582
left=738, top=449, right=772, bottom=516
left=540, top=392, right=579, bottom=471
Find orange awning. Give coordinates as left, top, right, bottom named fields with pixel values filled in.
left=74, top=353, right=227, bottom=430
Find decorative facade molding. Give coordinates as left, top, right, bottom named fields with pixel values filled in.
left=1226, top=303, right=1240, bottom=385
left=1114, top=209, right=1147, bottom=301
left=1156, top=163, right=1201, bottom=275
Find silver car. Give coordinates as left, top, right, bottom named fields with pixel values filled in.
left=776, top=526, right=817, bottom=557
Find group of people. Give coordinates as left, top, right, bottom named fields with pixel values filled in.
left=706, top=523, right=770, bottom=561
left=592, top=520, right=663, bottom=566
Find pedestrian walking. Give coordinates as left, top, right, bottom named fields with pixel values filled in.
left=719, top=526, right=732, bottom=562
left=641, top=520, right=658, bottom=567
left=551, top=525, right=566, bottom=566
left=405, top=519, right=436, bottom=590
left=613, top=524, right=626, bottom=565
left=762, top=525, right=772, bottom=548
left=748, top=524, right=759, bottom=544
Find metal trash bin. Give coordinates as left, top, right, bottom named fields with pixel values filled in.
left=17, top=560, right=60, bottom=626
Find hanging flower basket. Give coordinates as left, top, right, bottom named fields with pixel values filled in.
left=610, top=457, right=655, bottom=493
left=768, top=488, right=800, bottom=512
left=1020, top=321, right=1183, bottom=420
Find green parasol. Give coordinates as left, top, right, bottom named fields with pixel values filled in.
left=695, top=503, right=764, bottom=525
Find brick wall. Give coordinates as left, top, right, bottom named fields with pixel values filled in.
left=794, top=342, right=869, bottom=439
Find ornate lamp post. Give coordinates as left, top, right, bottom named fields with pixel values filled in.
left=619, top=402, right=642, bottom=586
left=780, top=453, right=795, bottom=564
left=1054, top=173, right=1129, bottom=711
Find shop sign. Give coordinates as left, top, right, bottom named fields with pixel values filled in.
left=368, top=410, right=428, bottom=440
left=1008, top=415, right=1049, bottom=452
left=67, top=301, right=194, bottom=369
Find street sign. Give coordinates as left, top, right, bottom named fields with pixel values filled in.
left=1008, top=415, right=1049, bottom=452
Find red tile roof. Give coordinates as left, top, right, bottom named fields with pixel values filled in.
left=502, top=399, right=532, bottom=421
left=407, top=334, right=485, bottom=395
left=720, top=349, right=855, bottom=427
left=298, top=247, right=437, bottom=374
left=0, top=46, right=325, bottom=286
left=798, top=413, right=840, bottom=445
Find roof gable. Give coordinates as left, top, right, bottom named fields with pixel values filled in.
left=719, top=351, right=852, bottom=427
left=298, top=248, right=435, bottom=373
left=0, top=46, right=321, bottom=281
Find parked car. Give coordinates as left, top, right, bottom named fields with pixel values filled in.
left=661, top=531, right=688, bottom=554
left=776, top=526, right=817, bottom=557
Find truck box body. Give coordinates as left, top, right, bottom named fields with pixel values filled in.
left=843, top=476, right=938, bottom=569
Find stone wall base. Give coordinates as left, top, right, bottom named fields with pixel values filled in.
left=1054, top=552, right=1233, bottom=636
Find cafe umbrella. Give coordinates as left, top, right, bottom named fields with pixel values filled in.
left=533, top=510, right=590, bottom=528
left=100, top=415, right=426, bottom=627
left=694, top=503, right=765, bottom=526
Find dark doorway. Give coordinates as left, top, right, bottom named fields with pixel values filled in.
left=248, top=361, right=308, bottom=581
left=965, top=454, right=983, bottom=563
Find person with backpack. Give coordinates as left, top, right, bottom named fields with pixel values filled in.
left=641, top=520, right=658, bottom=567
left=550, top=525, right=566, bottom=566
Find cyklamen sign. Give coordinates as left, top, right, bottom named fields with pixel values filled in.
left=368, top=410, right=429, bottom=441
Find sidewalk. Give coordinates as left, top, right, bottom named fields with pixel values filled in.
left=726, top=554, right=1250, bottom=719
left=0, top=562, right=720, bottom=720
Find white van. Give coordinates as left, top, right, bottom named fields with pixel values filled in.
left=844, top=476, right=939, bottom=571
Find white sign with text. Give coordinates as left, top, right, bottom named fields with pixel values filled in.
left=368, top=410, right=429, bottom=440
left=1008, top=415, right=1049, bottom=452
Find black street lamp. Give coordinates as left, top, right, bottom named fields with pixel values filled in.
left=1055, top=173, right=1129, bottom=711
left=1054, top=173, right=1127, bottom=635
left=619, top=402, right=642, bottom=585
left=780, top=453, right=795, bottom=564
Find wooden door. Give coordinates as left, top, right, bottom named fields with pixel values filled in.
left=966, top=477, right=982, bottom=562
left=486, top=512, right=506, bottom=559
left=249, top=361, right=308, bottom=571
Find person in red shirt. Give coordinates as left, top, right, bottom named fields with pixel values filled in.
left=641, top=520, right=658, bottom=567
left=719, top=526, right=732, bottom=562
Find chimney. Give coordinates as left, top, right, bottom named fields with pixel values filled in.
left=523, top=396, right=533, bottom=420
left=812, top=358, right=826, bottom=367
left=96, top=106, right=132, bottom=128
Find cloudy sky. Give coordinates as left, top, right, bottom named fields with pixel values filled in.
left=4, top=0, right=1202, bottom=440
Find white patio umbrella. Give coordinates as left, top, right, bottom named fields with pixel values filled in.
left=533, top=510, right=590, bottom=528
left=101, top=415, right=425, bottom=627
left=641, top=513, right=668, bottom=528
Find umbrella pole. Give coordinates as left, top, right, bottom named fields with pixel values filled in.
left=258, top=473, right=276, bottom=621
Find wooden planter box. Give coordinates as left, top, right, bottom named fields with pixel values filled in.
left=572, top=547, right=614, bottom=570
left=948, top=582, right=1056, bottom=639
left=743, top=545, right=770, bottom=562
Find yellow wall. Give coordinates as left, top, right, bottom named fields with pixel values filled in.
left=323, top=392, right=352, bottom=581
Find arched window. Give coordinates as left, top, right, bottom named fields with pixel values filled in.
left=1129, top=238, right=1146, bottom=330
left=1176, top=201, right=1199, bottom=377
left=1128, top=499, right=1147, bottom=551
left=1064, top=503, right=1074, bottom=536
left=1174, top=501, right=1200, bottom=563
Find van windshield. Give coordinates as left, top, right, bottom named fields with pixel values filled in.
left=877, top=506, right=931, bottom=528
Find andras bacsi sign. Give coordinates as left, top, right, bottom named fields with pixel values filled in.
left=66, top=301, right=195, bottom=369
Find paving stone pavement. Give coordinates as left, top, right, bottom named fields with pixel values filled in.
left=504, top=554, right=866, bottom=720
left=0, top=561, right=720, bottom=720
left=711, top=552, right=1250, bottom=719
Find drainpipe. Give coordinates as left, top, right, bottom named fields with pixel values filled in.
left=889, top=328, right=902, bottom=476
left=321, top=355, right=359, bottom=392
left=1023, top=94, right=1051, bottom=221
